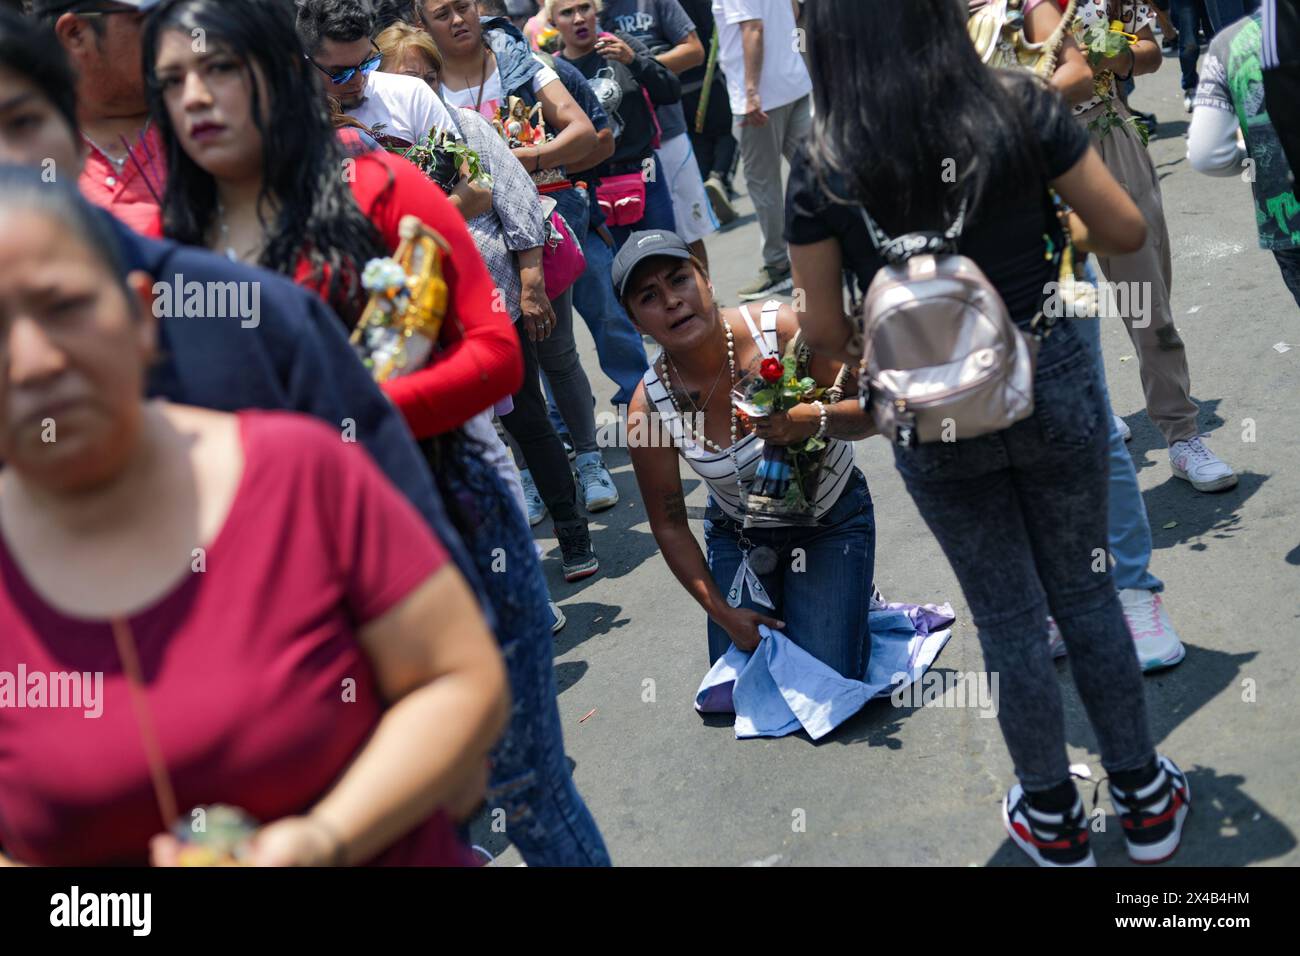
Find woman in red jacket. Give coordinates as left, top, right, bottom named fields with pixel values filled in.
left=141, top=0, right=611, bottom=867
left=143, top=5, right=519, bottom=436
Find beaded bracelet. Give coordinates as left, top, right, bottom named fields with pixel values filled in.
left=812, top=400, right=828, bottom=441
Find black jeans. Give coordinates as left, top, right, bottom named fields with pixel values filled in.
left=500, top=321, right=581, bottom=524
left=891, top=322, right=1155, bottom=791
left=1275, top=247, right=1300, bottom=308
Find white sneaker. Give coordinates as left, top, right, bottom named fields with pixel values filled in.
left=1169, top=436, right=1237, bottom=492
left=1183, top=91, right=1195, bottom=114
left=576, top=452, right=619, bottom=512
left=1113, top=414, right=1132, bottom=442
left=520, top=469, right=547, bottom=526
left=1119, top=588, right=1186, bottom=671
left=1047, top=617, right=1067, bottom=659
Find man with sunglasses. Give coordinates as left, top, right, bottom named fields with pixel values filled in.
left=296, top=0, right=456, bottom=149
left=34, top=0, right=164, bottom=234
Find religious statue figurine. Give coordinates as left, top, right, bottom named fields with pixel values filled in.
left=352, top=215, right=452, bottom=382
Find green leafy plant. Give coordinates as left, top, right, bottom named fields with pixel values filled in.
left=381, top=126, right=492, bottom=192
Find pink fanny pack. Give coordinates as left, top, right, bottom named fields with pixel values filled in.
left=596, top=172, right=647, bottom=228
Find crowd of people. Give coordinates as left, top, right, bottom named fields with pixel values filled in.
left=0, top=0, right=1294, bottom=868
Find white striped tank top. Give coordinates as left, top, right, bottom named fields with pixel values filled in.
left=642, top=301, right=857, bottom=524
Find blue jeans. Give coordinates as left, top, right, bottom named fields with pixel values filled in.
left=1171, top=0, right=1213, bottom=90
left=703, top=468, right=876, bottom=679
left=544, top=185, right=648, bottom=415
left=571, top=224, right=650, bottom=406
left=1071, top=313, right=1164, bottom=593
left=439, top=448, right=611, bottom=866
left=609, top=154, right=678, bottom=251
left=891, top=322, right=1155, bottom=790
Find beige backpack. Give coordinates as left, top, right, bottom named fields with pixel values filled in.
left=855, top=200, right=1052, bottom=447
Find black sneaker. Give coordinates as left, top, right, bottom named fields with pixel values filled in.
left=1002, top=784, right=1095, bottom=867
left=555, top=518, right=599, bottom=582
left=1108, top=754, right=1190, bottom=864
left=559, top=432, right=576, bottom=461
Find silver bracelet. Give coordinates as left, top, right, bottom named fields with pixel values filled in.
left=812, top=400, right=828, bottom=440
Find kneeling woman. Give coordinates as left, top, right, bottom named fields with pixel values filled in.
left=619, top=232, right=875, bottom=679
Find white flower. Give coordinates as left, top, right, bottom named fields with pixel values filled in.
left=362, top=257, right=406, bottom=293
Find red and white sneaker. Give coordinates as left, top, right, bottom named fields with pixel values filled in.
left=1119, top=589, right=1186, bottom=671
left=1169, top=436, right=1237, bottom=492
left=1109, top=754, right=1191, bottom=864
left=1002, top=785, right=1095, bottom=867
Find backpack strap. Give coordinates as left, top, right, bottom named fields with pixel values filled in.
left=859, top=197, right=969, bottom=264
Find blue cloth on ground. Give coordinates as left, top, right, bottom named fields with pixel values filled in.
left=695, top=602, right=956, bottom=740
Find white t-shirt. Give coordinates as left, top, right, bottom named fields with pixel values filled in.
left=349, top=70, right=458, bottom=148
left=441, top=61, right=560, bottom=123
left=712, top=0, right=812, bottom=117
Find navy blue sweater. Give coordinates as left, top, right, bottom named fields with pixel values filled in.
left=106, top=216, right=488, bottom=615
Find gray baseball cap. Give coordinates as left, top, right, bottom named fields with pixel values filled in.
left=610, top=230, right=693, bottom=300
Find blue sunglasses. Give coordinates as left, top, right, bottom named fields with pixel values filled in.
left=307, top=42, right=382, bottom=86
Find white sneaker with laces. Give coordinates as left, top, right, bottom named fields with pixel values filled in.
left=576, top=452, right=619, bottom=512
left=521, top=469, right=546, bottom=527
left=1169, top=436, right=1237, bottom=492
left=1119, top=588, right=1186, bottom=671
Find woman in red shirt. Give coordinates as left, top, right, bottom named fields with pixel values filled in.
left=140, top=0, right=613, bottom=866
left=0, top=168, right=508, bottom=867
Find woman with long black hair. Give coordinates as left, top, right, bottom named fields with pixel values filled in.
left=142, top=0, right=611, bottom=867
left=787, top=0, right=1191, bottom=867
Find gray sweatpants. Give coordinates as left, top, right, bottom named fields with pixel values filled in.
left=736, top=94, right=814, bottom=271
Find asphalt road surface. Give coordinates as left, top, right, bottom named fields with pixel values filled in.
left=476, top=51, right=1300, bottom=867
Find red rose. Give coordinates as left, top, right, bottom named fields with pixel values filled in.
left=760, top=357, right=784, bottom=382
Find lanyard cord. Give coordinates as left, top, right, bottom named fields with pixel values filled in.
left=110, top=616, right=179, bottom=831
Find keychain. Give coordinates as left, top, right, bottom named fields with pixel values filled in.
left=725, top=535, right=777, bottom=611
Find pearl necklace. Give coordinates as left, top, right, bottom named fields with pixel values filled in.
left=657, top=316, right=746, bottom=480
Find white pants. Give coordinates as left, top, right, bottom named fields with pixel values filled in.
left=655, top=133, right=720, bottom=245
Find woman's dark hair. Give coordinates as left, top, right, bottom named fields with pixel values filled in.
left=0, top=7, right=80, bottom=138
left=143, top=0, right=385, bottom=318
left=804, top=0, right=1041, bottom=233
left=0, top=164, right=129, bottom=294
